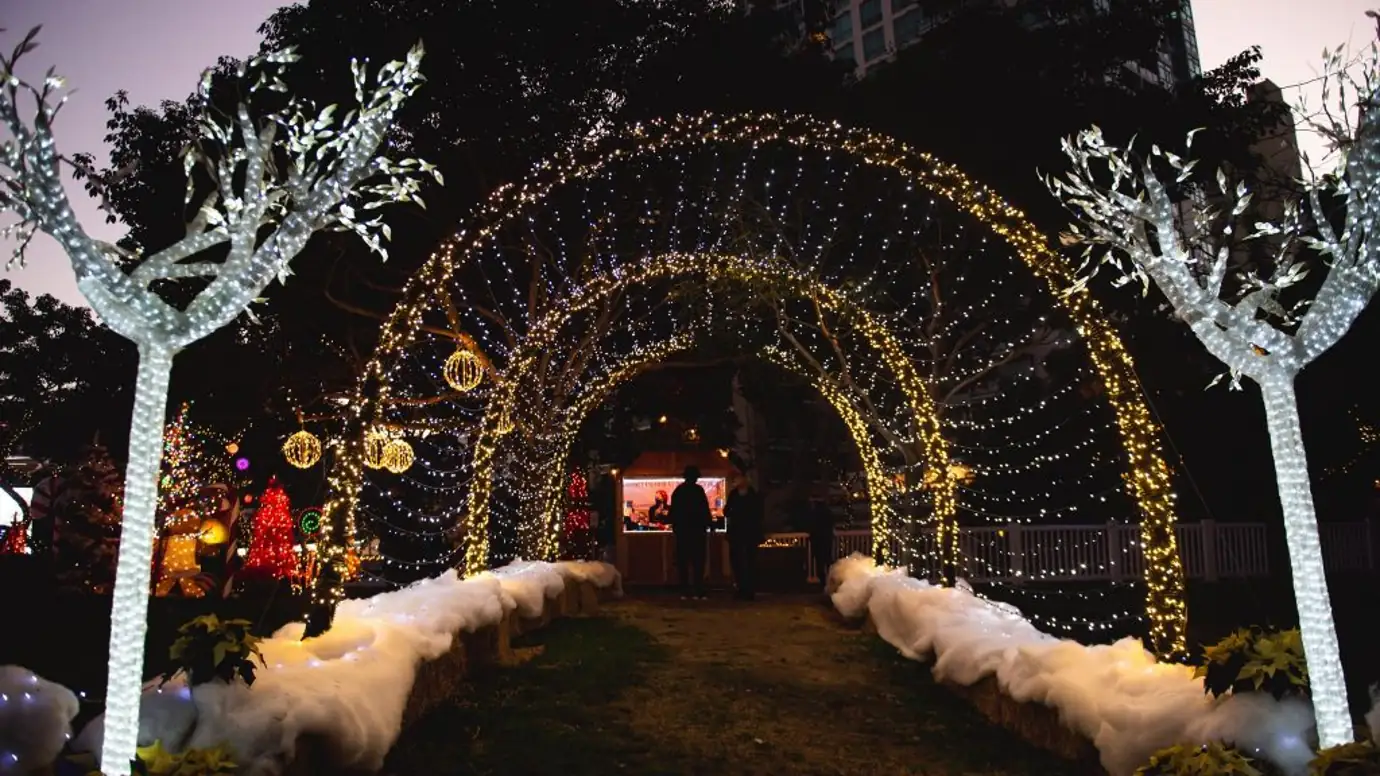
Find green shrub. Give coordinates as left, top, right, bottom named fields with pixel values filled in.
left=1194, top=628, right=1309, bottom=700
left=1135, top=742, right=1275, bottom=775
left=162, top=614, right=265, bottom=687
left=1310, top=741, right=1380, bottom=776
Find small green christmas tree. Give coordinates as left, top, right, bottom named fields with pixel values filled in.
left=52, top=442, right=124, bottom=592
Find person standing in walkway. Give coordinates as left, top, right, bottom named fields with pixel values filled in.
left=670, top=466, right=711, bottom=599
left=808, top=497, right=835, bottom=589
left=724, top=475, right=765, bottom=601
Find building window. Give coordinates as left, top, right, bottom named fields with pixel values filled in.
left=890, top=0, right=918, bottom=10
left=862, top=26, right=886, bottom=61
left=893, top=8, right=924, bottom=45
left=859, top=0, right=883, bottom=28
left=832, top=11, right=853, bottom=47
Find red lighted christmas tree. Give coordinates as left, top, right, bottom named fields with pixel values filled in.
left=241, top=478, right=298, bottom=579
left=0, top=519, right=27, bottom=555
left=561, top=470, right=594, bottom=560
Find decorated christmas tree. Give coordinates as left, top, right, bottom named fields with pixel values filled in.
left=153, top=404, right=235, bottom=596
left=240, top=479, right=298, bottom=581
left=0, top=518, right=27, bottom=555
left=560, top=470, right=595, bottom=561
left=51, top=443, right=123, bottom=593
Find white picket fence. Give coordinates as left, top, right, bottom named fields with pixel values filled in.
left=767, top=520, right=1378, bottom=584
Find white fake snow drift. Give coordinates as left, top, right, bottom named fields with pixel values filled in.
left=7, top=560, right=619, bottom=775
left=827, top=554, right=1325, bottom=776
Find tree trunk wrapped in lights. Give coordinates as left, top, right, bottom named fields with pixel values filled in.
left=0, top=28, right=435, bottom=773
left=1045, top=35, right=1380, bottom=749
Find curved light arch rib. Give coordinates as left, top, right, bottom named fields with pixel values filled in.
left=470, top=251, right=947, bottom=572
left=322, top=113, right=1187, bottom=657
left=523, top=333, right=906, bottom=568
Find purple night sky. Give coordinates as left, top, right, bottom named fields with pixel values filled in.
left=2, top=0, right=1376, bottom=308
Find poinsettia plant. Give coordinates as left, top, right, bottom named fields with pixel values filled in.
left=1195, top=628, right=1309, bottom=700
left=161, top=614, right=265, bottom=687
left=1310, top=741, right=1380, bottom=776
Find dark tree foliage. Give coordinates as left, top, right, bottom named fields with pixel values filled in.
left=576, top=361, right=742, bottom=473
left=0, top=279, right=135, bottom=473
left=851, top=0, right=1285, bottom=231
left=55, top=0, right=1310, bottom=540
left=62, top=2, right=844, bottom=462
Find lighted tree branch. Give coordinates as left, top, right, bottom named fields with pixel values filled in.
left=0, top=27, right=436, bottom=773
left=1045, top=30, right=1380, bottom=749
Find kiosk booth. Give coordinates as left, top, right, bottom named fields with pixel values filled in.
left=614, top=450, right=733, bottom=586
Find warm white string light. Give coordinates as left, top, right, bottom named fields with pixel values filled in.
left=0, top=32, right=434, bottom=772
left=1045, top=33, right=1380, bottom=746
left=325, top=112, right=1189, bottom=653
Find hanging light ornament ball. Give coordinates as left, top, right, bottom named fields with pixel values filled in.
left=443, top=348, right=485, bottom=393
left=282, top=428, right=323, bottom=469
left=496, top=412, right=515, bottom=436
left=362, top=428, right=391, bottom=470
left=382, top=437, right=415, bottom=473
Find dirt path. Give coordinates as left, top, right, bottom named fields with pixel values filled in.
left=384, top=593, right=1090, bottom=776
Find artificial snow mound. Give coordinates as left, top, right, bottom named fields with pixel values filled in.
left=72, top=560, right=620, bottom=775
left=827, top=554, right=1316, bottom=776
left=0, top=666, right=80, bottom=775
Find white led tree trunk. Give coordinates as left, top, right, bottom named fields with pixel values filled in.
left=0, top=29, right=437, bottom=773
left=1046, top=42, right=1380, bottom=747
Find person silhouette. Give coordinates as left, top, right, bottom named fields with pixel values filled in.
left=725, top=475, right=765, bottom=601
left=670, top=466, right=711, bottom=599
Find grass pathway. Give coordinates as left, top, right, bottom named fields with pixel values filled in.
left=383, top=593, right=1093, bottom=776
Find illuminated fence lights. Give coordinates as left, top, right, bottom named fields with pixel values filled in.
left=317, top=112, right=1187, bottom=658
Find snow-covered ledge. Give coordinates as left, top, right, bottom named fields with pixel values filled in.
left=66, top=560, right=621, bottom=775
left=827, top=554, right=1317, bottom=776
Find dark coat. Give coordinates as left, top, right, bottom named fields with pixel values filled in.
left=670, top=481, right=711, bottom=536
left=808, top=501, right=834, bottom=543
left=724, top=487, right=764, bottom=546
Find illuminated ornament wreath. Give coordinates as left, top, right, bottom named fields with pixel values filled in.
left=495, top=412, right=515, bottom=437
left=443, top=347, right=485, bottom=393
left=282, top=428, right=323, bottom=470
left=381, top=437, right=415, bottom=474
left=362, top=428, right=391, bottom=470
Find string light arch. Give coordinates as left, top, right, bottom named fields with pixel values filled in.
left=465, top=250, right=947, bottom=571
left=314, top=113, right=1187, bottom=657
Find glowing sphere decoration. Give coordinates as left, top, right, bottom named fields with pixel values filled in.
left=282, top=428, right=323, bottom=469
left=382, top=438, right=415, bottom=474
left=442, top=347, right=485, bottom=393
left=198, top=518, right=229, bottom=545
left=234, top=457, right=250, bottom=472
left=362, top=428, right=391, bottom=470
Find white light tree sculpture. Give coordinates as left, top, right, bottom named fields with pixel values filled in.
left=0, top=28, right=437, bottom=773
left=1045, top=41, right=1380, bottom=748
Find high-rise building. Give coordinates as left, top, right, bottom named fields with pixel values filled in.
left=799, top=0, right=1201, bottom=86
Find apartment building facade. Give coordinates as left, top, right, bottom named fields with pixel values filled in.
left=766, top=0, right=1201, bottom=86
